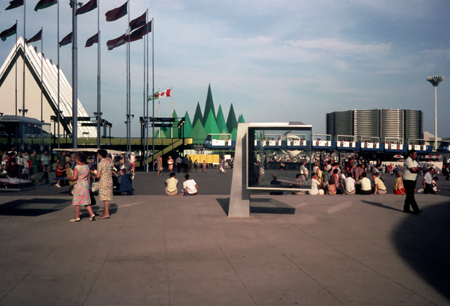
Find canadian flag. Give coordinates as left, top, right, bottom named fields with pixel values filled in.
left=159, top=89, right=172, bottom=97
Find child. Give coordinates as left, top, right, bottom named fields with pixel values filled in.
left=202, top=160, right=207, bottom=173
left=55, top=163, right=65, bottom=188
left=432, top=176, right=439, bottom=194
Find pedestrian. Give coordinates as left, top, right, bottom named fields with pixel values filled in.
left=194, top=159, right=198, bottom=172
left=202, top=160, right=207, bottom=173
left=67, top=152, right=95, bottom=222
left=403, top=150, right=423, bottom=214
left=95, top=149, right=113, bottom=219
left=154, top=154, right=163, bottom=175
left=167, top=156, right=174, bottom=174
left=175, top=156, right=183, bottom=173
left=38, top=150, right=50, bottom=184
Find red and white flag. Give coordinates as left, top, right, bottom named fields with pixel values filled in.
left=159, top=89, right=171, bottom=97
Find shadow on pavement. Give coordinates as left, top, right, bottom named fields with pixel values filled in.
left=0, top=198, right=72, bottom=216
left=392, top=201, right=450, bottom=302
left=361, top=200, right=403, bottom=212
left=217, top=198, right=296, bottom=216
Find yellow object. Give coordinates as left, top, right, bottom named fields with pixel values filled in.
left=188, top=154, right=220, bottom=165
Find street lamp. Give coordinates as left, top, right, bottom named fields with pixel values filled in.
left=426, top=76, right=445, bottom=151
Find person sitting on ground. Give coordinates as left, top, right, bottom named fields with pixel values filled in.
left=270, top=173, right=281, bottom=185
left=423, top=167, right=436, bottom=194
left=165, top=173, right=178, bottom=196
left=372, top=173, right=387, bottom=195
left=309, top=173, right=324, bottom=195
left=432, top=176, right=439, bottom=194
left=328, top=176, right=337, bottom=195
left=356, top=172, right=372, bottom=195
left=343, top=172, right=356, bottom=195
left=182, top=174, right=198, bottom=196
left=393, top=172, right=406, bottom=195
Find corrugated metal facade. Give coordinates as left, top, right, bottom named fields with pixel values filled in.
left=326, top=109, right=422, bottom=139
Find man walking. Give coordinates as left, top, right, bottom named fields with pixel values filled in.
left=403, top=150, right=423, bottom=214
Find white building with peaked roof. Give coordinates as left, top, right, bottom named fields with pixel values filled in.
left=0, top=37, right=97, bottom=138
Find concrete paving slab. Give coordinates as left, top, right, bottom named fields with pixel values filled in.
left=0, top=192, right=449, bottom=305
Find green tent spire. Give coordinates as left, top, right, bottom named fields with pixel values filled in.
left=183, top=111, right=193, bottom=138
left=171, top=109, right=179, bottom=138
left=204, top=109, right=220, bottom=137
left=192, top=101, right=203, bottom=127
left=226, top=103, right=237, bottom=133
left=202, top=84, right=216, bottom=125
left=237, top=114, right=245, bottom=124
left=216, top=104, right=229, bottom=135
left=190, top=118, right=207, bottom=144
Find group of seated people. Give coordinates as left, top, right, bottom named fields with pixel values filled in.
left=164, top=173, right=198, bottom=196
left=308, top=170, right=387, bottom=196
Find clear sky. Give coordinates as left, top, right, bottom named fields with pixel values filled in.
left=1, top=0, right=449, bottom=138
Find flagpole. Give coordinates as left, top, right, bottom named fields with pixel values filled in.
left=15, top=21, right=17, bottom=116
left=40, top=27, right=44, bottom=122
left=158, top=88, right=161, bottom=139
left=96, top=0, right=101, bottom=148
left=152, top=18, right=154, bottom=171
left=146, top=14, right=149, bottom=172
left=72, top=0, right=78, bottom=148
left=57, top=0, right=60, bottom=148
left=171, top=86, right=173, bottom=138
left=22, top=0, right=26, bottom=116
left=126, top=0, right=131, bottom=152
left=142, top=14, right=146, bottom=168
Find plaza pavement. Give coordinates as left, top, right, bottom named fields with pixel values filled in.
left=0, top=171, right=450, bottom=305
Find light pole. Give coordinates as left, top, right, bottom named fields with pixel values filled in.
left=426, top=76, right=445, bottom=151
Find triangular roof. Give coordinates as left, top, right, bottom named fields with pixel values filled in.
left=190, top=118, right=207, bottom=144
left=216, top=104, right=229, bottom=134
left=183, top=111, right=193, bottom=138
left=226, top=103, right=237, bottom=133
left=204, top=109, right=220, bottom=136
left=237, top=114, right=245, bottom=124
left=192, top=101, right=203, bottom=127
left=171, top=109, right=179, bottom=138
left=202, top=84, right=215, bottom=126
left=0, top=37, right=96, bottom=137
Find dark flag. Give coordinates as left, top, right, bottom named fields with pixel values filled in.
left=5, top=0, right=23, bottom=10
left=59, top=32, right=72, bottom=47
left=34, top=0, right=57, bottom=11
left=85, top=32, right=99, bottom=47
left=76, top=0, right=97, bottom=15
left=126, top=21, right=152, bottom=43
left=0, top=23, right=17, bottom=41
left=129, top=11, right=146, bottom=31
left=105, top=1, right=127, bottom=22
left=107, top=34, right=126, bottom=50
left=26, top=29, right=42, bottom=43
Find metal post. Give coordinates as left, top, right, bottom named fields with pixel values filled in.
left=72, top=1, right=78, bottom=148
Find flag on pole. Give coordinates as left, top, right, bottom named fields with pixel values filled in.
left=26, top=29, right=42, bottom=43
left=129, top=11, right=146, bottom=31
left=5, top=0, right=23, bottom=10
left=159, top=89, right=172, bottom=97
left=126, top=21, right=152, bottom=42
left=85, top=32, right=99, bottom=47
left=105, top=1, right=127, bottom=22
left=0, top=23, right=17, bottom=41
left=34, top=0, right=57, bottom=11
left=106, top=34, right=126, bottom=50
left=148, top=91, right=159, bottom=101
left=59, top=32, right=72, bottom=47
left=76, top=0, right=97, bottom=15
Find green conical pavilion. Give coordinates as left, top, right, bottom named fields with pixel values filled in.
left=192, top=102, right=203, bottom=127
left=216, top=105, right=229, bottom=135
left=183, top=111, right=193, bottom=138
left=202, top=84, right=216, bottom=126
left=226, top=104, right=237, bottom=134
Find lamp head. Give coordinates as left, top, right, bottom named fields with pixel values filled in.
left=427, top=76, right=445, bottom=87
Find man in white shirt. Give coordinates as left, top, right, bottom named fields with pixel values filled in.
left=372, top=173, right=387, bottom=195
left=344, top=172, right=356, bottom=195
left=423, top=167, right=436, bottom=194
left=403, top=150, right=422, bottom=214
left=356, top=172, right=372, bottom=195
left=183, top=174, right=198, bottom=195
